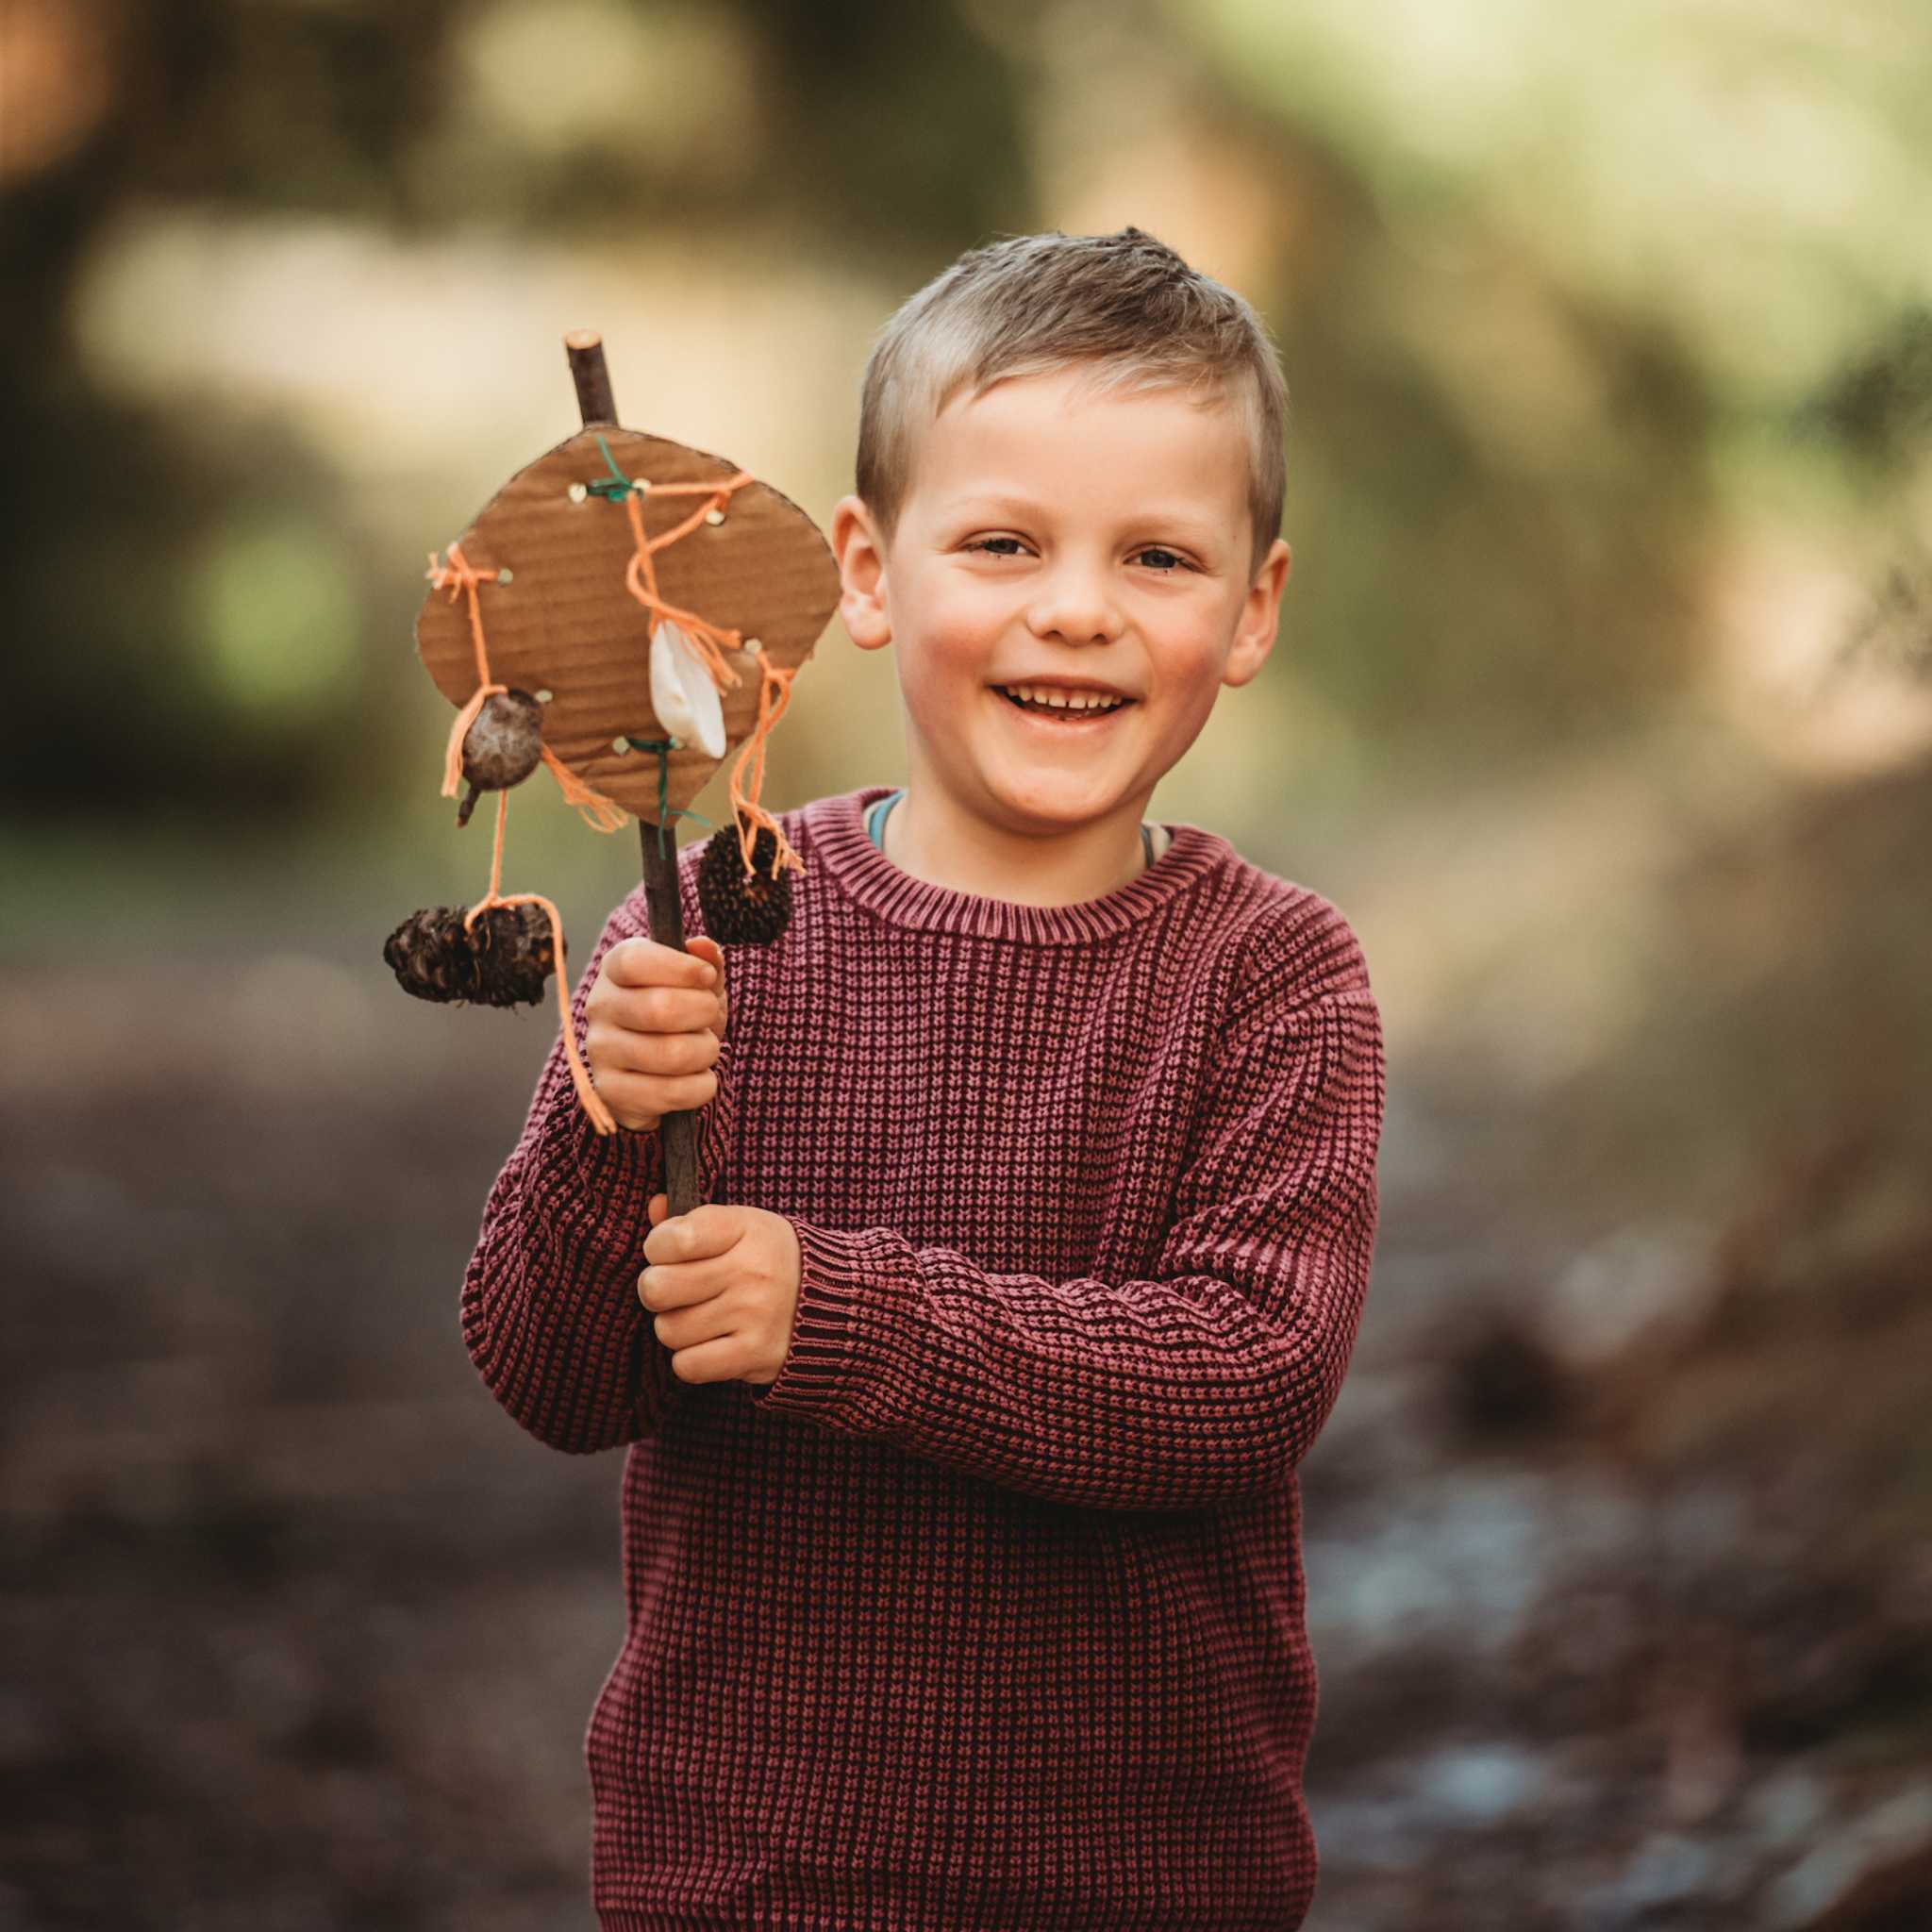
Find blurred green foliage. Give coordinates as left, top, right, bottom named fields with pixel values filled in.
left=5, top=0, right=1927, bottom=824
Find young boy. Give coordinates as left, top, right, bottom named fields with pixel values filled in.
left=461, top=226, right=1386, bottom=1930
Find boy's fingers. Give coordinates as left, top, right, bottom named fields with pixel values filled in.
left=647, top=1191, right=668, bottom=1224
left=686, top=938, right=727, bottom=1028
left=619, top=1044, right=721, bottom=1100
left=688, top=936, right=726, bottom=994
left=641, top=1201, right=740, bottom=1264
left=605, top=936, right=719, bottom=991
left=599, top=988, right=720, bottom=1041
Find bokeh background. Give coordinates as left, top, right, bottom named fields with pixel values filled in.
left=5, top=2, right=1931, bottom=1926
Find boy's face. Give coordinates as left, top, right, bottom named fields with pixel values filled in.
left=832, top=366, right=1291, bottom=847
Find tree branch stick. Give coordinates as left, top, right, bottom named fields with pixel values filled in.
left=565, top=329, right=703, bottom=1217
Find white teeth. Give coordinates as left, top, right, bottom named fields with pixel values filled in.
left=998, top=684, right=1126, bottom=713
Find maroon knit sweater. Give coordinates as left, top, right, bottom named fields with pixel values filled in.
left=461, top=781, right=1386, bottom=1930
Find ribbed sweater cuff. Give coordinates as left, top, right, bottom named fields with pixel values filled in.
left=552, top=1091, right=658, bottom=1258
left=750, top=1219, right=883, bottom=1421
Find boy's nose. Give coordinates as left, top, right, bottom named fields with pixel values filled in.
left=1025, top=565, right=1124, bottom=644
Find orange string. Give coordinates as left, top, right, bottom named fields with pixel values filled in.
left=441, top=682, right=505, bottom=798
left=426, top=543, right=629, bottom=832
left=539, top=745, right=628, bottom=832
left=428, top=541, right=494, bottom=685
left=620, top=484, right=752, bottom=690
left=633, top=478, right=753, bottom=496
left=428, top=545, right=510, bottom=799
left=726, top=655, right=806, bottom=881
left=462, top=792, right=617, bottom=1135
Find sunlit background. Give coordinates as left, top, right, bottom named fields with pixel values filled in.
left=5, top=2, right=1930, bottom=1925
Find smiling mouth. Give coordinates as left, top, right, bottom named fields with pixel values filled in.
left=992, top=685, right=1136, bottom=723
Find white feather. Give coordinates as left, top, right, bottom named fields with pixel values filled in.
left=649, top=620, right=725, bottom=758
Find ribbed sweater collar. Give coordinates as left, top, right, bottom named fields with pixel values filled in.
left=805, top=784, right=1235, bottom=946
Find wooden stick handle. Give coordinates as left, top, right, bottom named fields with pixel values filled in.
left=565, top=328, right=618, bottom=426
left=565, top=329, right=702, bottom=1217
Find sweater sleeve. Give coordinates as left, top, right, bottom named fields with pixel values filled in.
left=459, top=891, right=739, bottom=1455
left=747, top=972, right=1385, bottom=1511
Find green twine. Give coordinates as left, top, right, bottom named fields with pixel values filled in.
left=625, top=736, right=712, bottom=859
left=586, top=433, right=636, bottom=503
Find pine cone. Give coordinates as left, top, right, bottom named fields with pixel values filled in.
left=382, top=903, right=557, bottom=1007
left=696, top=819, right=793, bottom=945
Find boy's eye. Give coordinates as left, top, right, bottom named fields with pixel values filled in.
left=965, top=537, right=1192, bottom=571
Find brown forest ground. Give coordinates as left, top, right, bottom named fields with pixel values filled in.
left=2, top=757, right=1928, bottom=1930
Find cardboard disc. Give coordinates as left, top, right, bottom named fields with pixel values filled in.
left=417, top=426, right=839, bottom=824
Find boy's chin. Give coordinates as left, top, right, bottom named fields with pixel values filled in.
left=967, top=752, right=1154, bottom=828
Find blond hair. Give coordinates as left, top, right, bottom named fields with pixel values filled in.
left=856, top=226, right=1289, bottom=579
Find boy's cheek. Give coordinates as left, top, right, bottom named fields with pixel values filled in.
left=908, top=578, right=1015, bottom=652
left=919, top=633, right=1015, bottom=715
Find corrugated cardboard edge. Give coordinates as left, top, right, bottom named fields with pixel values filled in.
left=417, top=425, right=840, bottom=823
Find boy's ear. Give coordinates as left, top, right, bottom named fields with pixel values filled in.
left=830, top=494, right=892, bottom=651
left=1224, top=537, right=1292, bottom=689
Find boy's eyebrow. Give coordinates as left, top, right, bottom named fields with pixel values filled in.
left=938, top=492, right=1051, bottom=519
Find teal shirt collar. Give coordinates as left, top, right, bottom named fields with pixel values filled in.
left=867, top=790, right=1154, bottom=869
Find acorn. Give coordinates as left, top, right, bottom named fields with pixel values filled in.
left=456, top=689, right=545, bottom=827
left=382, top=902, right=558, bottom=1008
left=696, top=816, right=793, bottom=945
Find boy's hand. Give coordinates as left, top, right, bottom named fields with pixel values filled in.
left=585, top=934, right=728, bottom=1133
left=639, top=1196, right=802, bottom=1386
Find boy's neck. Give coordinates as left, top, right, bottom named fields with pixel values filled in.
left=881, top=782, right=1155, bottom=908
